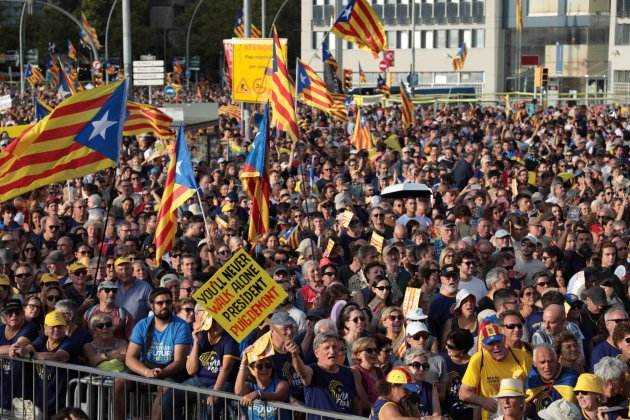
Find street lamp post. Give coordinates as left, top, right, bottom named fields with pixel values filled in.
left=104, top=0, right=119, bottom=84
left=18, top=1, right=26, bottom=97
left=185, top=0, right=205, bottom=90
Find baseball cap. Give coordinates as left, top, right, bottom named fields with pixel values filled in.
left=97, top=281, right=118, bottom=291
left=67, top=262, right=87, bottom=274
left=40, top=273, right=60, bottom=284
left=270, top=311, right=297, bottom=328
left=43, top=250, right=64, bottom=264
left=160, top=273, right=180, bottom=287
left=386, top=367, right=414, bottom=384
left=2, top=299, right=22, bottom=313
left=44, top=311, right=67, bottom=327
left=480, top=323, right=504, bottom=346
left=406, top=321, right=428, bottom=337
left=521, top=234, right=539, bottom=245
left=440, top=265, right=458, bottom=277
left=494, top=229, right=510, bottom=239
left=114, top=257, right=131, bottom=267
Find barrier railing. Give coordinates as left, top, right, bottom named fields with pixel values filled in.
left=0, top=356, right=368, bottom=420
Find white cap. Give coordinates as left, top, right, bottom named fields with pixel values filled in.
left=406, top=321, right=428, bottom=336
left=406, top=308, right=428, bottom=321
left=494, top=229, right=510, bottom=239
left=450, top=288, right=475, bottom=313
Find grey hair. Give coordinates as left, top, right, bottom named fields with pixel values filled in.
left=312, top=332, right=339, bottom=350
left=55, top=299, right=78, bottom=315
left=594, top=356, right=626, bottom=383
left=533, top=343, right=557, bottom=361
left=314, top=319, right=338, bottom=336
left=301, top=260, right=319, bottom=277
left=485, top=267, right=508, bottom=289
left=404, top=348, right=429, bottom=365
left=89, top=312, right=113, bottom=329
left=604, top=305, right=628, bottom=321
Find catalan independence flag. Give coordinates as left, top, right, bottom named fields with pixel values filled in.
left=67, top=40, right=77, bottom=61
left=240, top=103, right=271, bottom=242
left=377, top=73, right=390, bottom=98
left=330, top=93, right=348, bottom=121
left=25, top=64, right=44, bottom=88
left=233, top=9, right=262, bottom=38
left=332, top=0, right=387, bottom=57
left=322, top=38, right=338, bottom=73
left=351, top=108, right=371, bottom=151
left=81, top=13, right=102, bottom=50
left=125, top=102, right=174, bottom=139
left=154, top=127, right=198, bottom=263
left=0, top=80, right=128, bottom=203
left=400, top=82, right=413, bottom=129
left=296, top=59, right=333, bottom=114
left=34, top=99, right=52, bottom=122
left=271, top=27, right=299, bottom=141
left=58, top=59, right=76, bottom=98
left=279, top=225, right=301, bottom=249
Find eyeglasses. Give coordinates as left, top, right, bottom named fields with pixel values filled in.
left=606, top=318, right=628, bottom=324
left=15, top=273, right=32, bottom=278
left=73, top=270, right=87, bottom=276
left=411, top=332, right=429, bottom=340
left=408, top=362, right=430, bottom=371
left=182, top=307, right=195, bottom=313
left=372, top=213, right=384, bottom=218
left=78, top=250, right=90, bottom=256
left=153, top=300, right=172, bottom=306
left=463, top=261, right=476, bottom=266
left=374, top=285, right=391, bottom=291
left=350, top=316, right=365, bottom=323
left=47, top=295, right=61, bottom=302
left=503, top=323, right=523, bottom=330
left=254, top=362, right=272, bottom=370
left=101, top=288, right=117, bottom=294
left=575, top=391, right=590, bottom=396
left=94, top=321, right=113, bottom=330
left=25, top=303, right=41, bottom=310
left=362, top=347, right=377, bottom=354
left=389, top=315, right=404, bottom=321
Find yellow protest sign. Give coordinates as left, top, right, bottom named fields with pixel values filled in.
left=323, top=239, right=335, bottom=258
left=193, top=249, right=288, bottom=342
left=370, top=231, right=384, bottom=254
left=0, top=124, right=31, bottom=139
left=231, top=38, right=287, bottom=103
left=341, top=210, right=354, bottom=228
left=401, top=287, right=422, bottom=316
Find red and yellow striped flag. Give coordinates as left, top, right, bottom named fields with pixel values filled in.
left=296, top=59, right=333, bottom=114
left=330, top=93, right=348, bottom=121
left=0, top=80, right=127, bottom=202
left=400, top=82, right=413, bottom=128
left=271, top=28, right=299, bottom=141
left=351, top=109, right=371, bottom=150
left=332, top=0, right=387, bottom=57
left=124, top=102, right=174, bottom=139
left=234, top=10, right=262, bottom=38
left=155, top=127, right=197, bottom=263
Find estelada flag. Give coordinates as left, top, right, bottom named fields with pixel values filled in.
left=240, top=103, right=271, bottom=242
left=296, top=59, right=333, bottom=114
left=332, top=0, right=387, bottom=57
left=400, top=82, right=413, bottom=128
left=0, top=80, right=128, bottom=202
left=351, top=108, right=372, bottom=151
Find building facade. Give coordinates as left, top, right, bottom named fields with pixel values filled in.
left=302, top=0, right=620, bottom=94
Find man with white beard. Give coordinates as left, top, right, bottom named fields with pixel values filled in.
left=428, top=265, right=459, bottom=340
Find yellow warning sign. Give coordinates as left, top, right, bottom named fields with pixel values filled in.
left=230, top=38, right=287, bottom=103
left=238, top=78, right=250, bottom=94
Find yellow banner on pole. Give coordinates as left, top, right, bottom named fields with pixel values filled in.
left=0, top=124, right=31, bottom=139
left=193, top=249, right=288, bottom=342
left=231, top=38, right=287, bottom=103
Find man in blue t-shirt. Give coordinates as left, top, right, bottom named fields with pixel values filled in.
left=288, top=333, right=358, bottom=420
left=115, top=288, right=192, bottom=420
left=428, top=265, right=459, bottom=339
left=590, top=306, right=627, bottom=371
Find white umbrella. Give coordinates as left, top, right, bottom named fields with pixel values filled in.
left=380, top=182, right=433, bottom=199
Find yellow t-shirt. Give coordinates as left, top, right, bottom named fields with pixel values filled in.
left=461, top=347, right=532, bottom=420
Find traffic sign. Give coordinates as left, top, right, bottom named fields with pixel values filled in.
left=164, top=86, right=176, bottom=97
left=134, top=60, right=164, bottom=67
left=378, top=61, right=388, bottom=72
left=133, top=59, right=164, bottom=87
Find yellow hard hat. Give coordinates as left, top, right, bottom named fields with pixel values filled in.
left=574, top=373, right=603, bottom=395
left=386, top=367, right=413, bottom=385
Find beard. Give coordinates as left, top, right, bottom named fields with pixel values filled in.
left=155, top=309, right=171, bottom=321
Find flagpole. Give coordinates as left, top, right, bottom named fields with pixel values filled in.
left=194, top=188, right=212, bottom=241
left=294, top=59, right=299, bottom=119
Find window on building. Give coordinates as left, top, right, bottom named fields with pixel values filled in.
left=462, top=29, right=472, bottom=47
left=415, top=30, right=422, bottom=48
left=614, top=70, right=630, bottom=83
left=329, top=33, right=336, bottom=50
left=435, top=72, right=458, bottom=84
left=436, top=30, right=447, bottom=48
left=419, top=72, right=433, bottom=83
left=472, top=29, right=484, bottom=47
left=615, top=23, right=630, bottom=45
left=448, top=29, right=460, bottom=48
left=528, top=0, right=558, bottom=16
left=398, top=30, right=411, bottom=48
left=460, top=71, right=484, bottom=82
left=387, top=31, right=397, bottom=48
left=312, top=32, right=326, bottom=50
left=566, top=0, right=592, bottom=15
left=422, top=30, right=434, bottom=48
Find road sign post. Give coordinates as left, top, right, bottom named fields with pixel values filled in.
left=133, top=59, right=165, bottom=104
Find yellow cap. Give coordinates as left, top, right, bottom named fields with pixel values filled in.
left=40, top=273, right=60, bottom=284
left=67, top=262, right=87, bottom=273
left=222, top=203, right=235, bottom=213
left=386, top=367, right=413, bottom=384
left=114, top=257, right=130, bottom=267
left=0, top=274, right=10, bottom=287
left=44, top=311, right=67, bottom=327
left=574, top=373, right=604, bottom=395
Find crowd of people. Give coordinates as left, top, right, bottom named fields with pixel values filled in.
left=0, top=79, right=629, bottom=420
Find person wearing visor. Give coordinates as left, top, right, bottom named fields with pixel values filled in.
left=370, top=366, right=423, bottom=420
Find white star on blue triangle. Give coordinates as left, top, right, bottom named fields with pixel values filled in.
left=174, top=127, right=198, bottom=190
left=336, top=0, right=356, bottom=22
left=75, top=81, right=128, bottom=162
left=296, top=63, right=311, bottom=94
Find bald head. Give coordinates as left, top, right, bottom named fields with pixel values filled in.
left=543, top=304, right=565, bottom=336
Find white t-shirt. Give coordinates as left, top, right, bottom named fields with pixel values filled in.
left=459, top=276, right=488, bottom=302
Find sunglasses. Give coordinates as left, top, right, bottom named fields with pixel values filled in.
left=48, top=225, right=60, bottom=230
left=102, top=288, right=117, bottom=294
left=411, top=332, right=429, bottom=340
left=503, top=323, right=523, bottom=330
left=47, top=295, right=61, bottom=302
left=536, top=281, right=549, bottom=287
left=575, top=391, right=590, bottom=396
left=171, top=254, right=181, bottom=258
left=408, top=362, right=430, bottom=371
left=350, top=316, right=365, bottom=323
left=445, top=343, right=457, bottom=350
left=375, top=285, right=391, bottom=291
left=254, top=362, right=272, bottom=370
left=180, top=287, right=193, bottom=293
left=362, top=347, right=377, bottom=354
left=389, top=315, right=404, bottom=321
left=3, top=309, right=22, bottom=316
left=15, top=273, right=32, bottom=278
left=182, top=307, right=195, bottom=313
left=95, top=321, right=113, bottom=330
left=73, top=270, right=88, bottom=276
left=275, top=259, right=288, bottom=264
left=218, top=250, right=230, bottom=255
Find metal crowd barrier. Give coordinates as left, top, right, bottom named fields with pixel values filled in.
left=0, top=356, right=367, bottom=420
